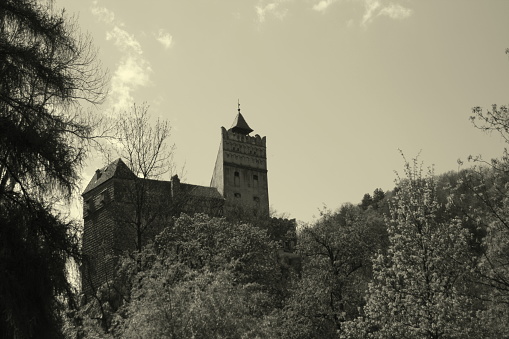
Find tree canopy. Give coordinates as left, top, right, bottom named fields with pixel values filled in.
left=0, top=1, right=106, bottom=337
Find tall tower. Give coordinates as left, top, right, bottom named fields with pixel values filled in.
left=210, top=106, right=269, bottom=219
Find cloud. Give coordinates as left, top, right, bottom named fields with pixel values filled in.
left=90, top=3, right=115, bottom=24
left=378, top=3, right=412, bottom=20
left=155, top=29, right=173, bottom=50
left=313, top=0, right=340, bottom=13
left=256, top=1, right=289, bottom=23
left=361, top=0, right=413, bottom=26
left=309, top=0, right=412, bottom=26
left=106, top=26, right=143, bottom=54
left=361, top=0, right=381, bottom=25
left=90, top=2, right=152, bottom=111
left=110, top=57, right=151, bottom=111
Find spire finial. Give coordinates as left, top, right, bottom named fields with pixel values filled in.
left=238, top=99, right=241, bottom=113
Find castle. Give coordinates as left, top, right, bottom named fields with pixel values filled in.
left=81, top=109, right=273, bottom=294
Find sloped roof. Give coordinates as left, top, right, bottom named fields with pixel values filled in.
left=82, top=159, right=224, bottom=201
left=82, top=158, right=136, bottom=195
left=180, top=183, right=224, bottom=200
left=230, top=113, right=253, bottom=135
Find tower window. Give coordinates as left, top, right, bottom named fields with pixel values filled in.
left=234, top=171, right=240, bottom=187
left=253, top=175, right=259, bottom=188
left=98, top=190, right=109, bottom=206
left=234, top=193, right=241, bottom=198
left=253, top=196, right=260, bottom=203
left=85, top=199, right=93, bottom=213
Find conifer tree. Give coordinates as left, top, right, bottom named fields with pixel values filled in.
left=0, top=1, right=105, bottom=337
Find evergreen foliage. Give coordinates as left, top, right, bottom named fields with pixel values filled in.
left=0, top=1, right=105, bottom=337
left=0, top=0, right=105, bottom=199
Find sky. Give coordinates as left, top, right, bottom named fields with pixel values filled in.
left=56, top=0, right=509, bottom=223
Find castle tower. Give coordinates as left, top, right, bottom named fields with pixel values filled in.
left=210, top=107, right=269, bottom=219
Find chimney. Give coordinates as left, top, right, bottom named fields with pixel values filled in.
left=171, top=174, right=180, bottom=198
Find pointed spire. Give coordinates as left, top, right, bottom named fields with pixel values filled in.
left=230, top=101, right=253, bottom=135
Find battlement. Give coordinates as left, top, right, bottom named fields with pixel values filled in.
left=221, top=127, right=266, bottom=146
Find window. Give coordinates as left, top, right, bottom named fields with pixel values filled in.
left=85, top=199, right=93, bottom=213
left=253, top=196, right=260, bottom=203
left=253, top=175, right=259, bottom=188
left=98, top=190, right=109, bottom=206
left=234, top=193, right=241, bottom=198
left=98, top=193, right=104, bottom=205
left=234, top=171, right=240, bottom=187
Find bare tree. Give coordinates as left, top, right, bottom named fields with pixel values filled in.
left=107, top=103, right=176, bottom=252
left=117, top=102, right=175, bottom=179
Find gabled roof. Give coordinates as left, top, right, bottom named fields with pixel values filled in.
left=230, top=113, right=253, bottom=135
left=181, top=183, right=224, bottom=200
left=82, top=158, right=136, bottom=195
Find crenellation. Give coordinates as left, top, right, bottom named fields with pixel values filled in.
left=224, top=128, right=266, bottom=146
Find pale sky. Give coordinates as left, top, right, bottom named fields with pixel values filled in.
left=58, top=0, right=509, bottom=223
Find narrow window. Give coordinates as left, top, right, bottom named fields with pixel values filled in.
left=253, top=175, right=259, bottom=188
left=253, top=196, right=260, bottom=204
left=96, top=190, right=110, bottom=208
left=234, top=171, right=240, bottom=187
left=85, top=199, right=93, bottom=212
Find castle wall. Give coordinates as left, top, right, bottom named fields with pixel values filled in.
left=210, top=138, right=224, bottom=195
left=82, top=175, right=225, bottom=296
left=111, top=179, right=173, bottom=252
left=82, top=180, right=116, bottom=296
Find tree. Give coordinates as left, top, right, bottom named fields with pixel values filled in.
left=460, top=53, right=509, bottom=335
left=122, top=267, right=271, bottom=339
left=114, top=102, right=175, bottom=179
left=343, top=160, right=474, bottom=338
left=155, top=214, right=281, bottom=290
left=107, top=102, right=176, bottom=252
left=360, top=189, right=387, bottom=211
left=81, top=214, right=282, bottom=337
left=0, top=0, right=106, bottom=199
left=371, top=188, right=385, bottom=209
left=271, top=204, right=387, bottom=338
left=465, top=100, right=509, bottom=337
left=360, top=193, right=373, bottom=210
left=0, top=197, right=82, bottom=339
left=0, top=0, right=106, bottom=337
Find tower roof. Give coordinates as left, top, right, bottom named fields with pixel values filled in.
left=230, top=113, right=253, bottom=135
left=82, top=158, right=136, bottom=195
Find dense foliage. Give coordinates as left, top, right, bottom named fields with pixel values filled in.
left=0, top=0, right=105, bottom=338
left=73, top=214, right=283, bottom=338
